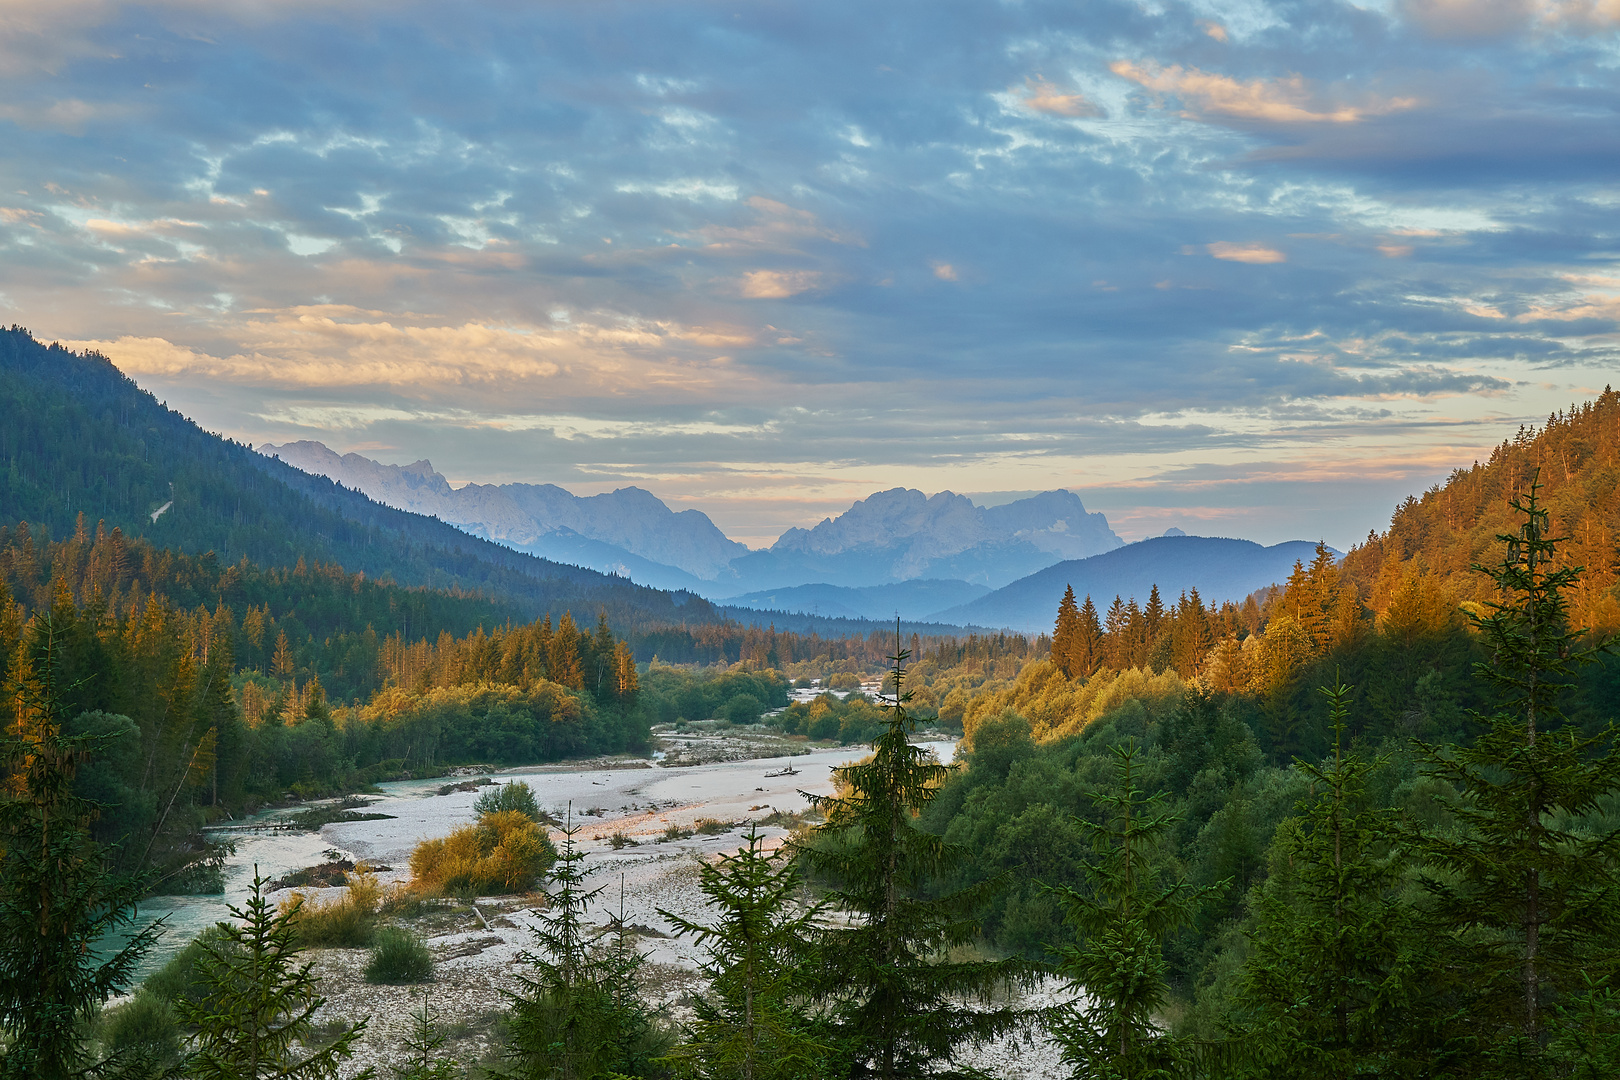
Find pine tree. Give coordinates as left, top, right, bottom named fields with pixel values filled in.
left=1414, top=477, right=1620, bottom=1077
left=178, top=869, right=372, bottom=1080
left=1045, top=741, right=1209, bottom=1080
left=0, top=614, right=161, bottom=1080
left=1233, top=678, right=1439, bottom=1078
left=504, top=810, right=662, bottom=1080
left=795, top=629, right=1029, bottom=1079
left=658, top=826, right=828, bottom=1080
left=1053, top=586, right=1081, bottom=678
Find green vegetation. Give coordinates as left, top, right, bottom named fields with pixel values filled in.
left=473, top=780, right=543, bottom=821
left=794, top=637, right=1028, bottom=1078
left=365, top=928, right=436, bottom=985
left=0, top=614, right=160, bottom=1080
left=177, top=871, right=371, bottom=1079
left=659, top=826, right=829, bottom=1080
left=503, top=814, right=670, bottom=1079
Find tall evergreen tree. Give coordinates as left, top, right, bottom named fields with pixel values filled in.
left=1053, top=586, right=1082, bottom=678
left=1414, top=477, right=1620, bottom=1077
left=1046, top=741, right=1209, bottom=1080
left=0, top=613, right=161, bottom=1080
left=504, top=810, right=663, bottom=1080
left=178, top=870, right=371, bottom=1080
left=1232, top=679, right=1441, bottom=1078
left=1077, top=595, right=1104, bottom=678
left=659, top=826, right=828, bottom=1080
left=795, top=630, right=1029, bottom=1079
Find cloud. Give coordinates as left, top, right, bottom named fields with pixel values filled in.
left=1207, top=242, right=1287, bottom=264
left=739, top=270, right=824, bottom=298
left=1020, top=77, right=1105, bottom=118
left=1111, top=61, right=1419, bottom=125
left=931, top=261, right=959, bottom=281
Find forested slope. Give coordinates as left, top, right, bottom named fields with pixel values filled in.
left=1342, top=388, right=1620, bottom=630
left=0, top=326, right=721, bottom=626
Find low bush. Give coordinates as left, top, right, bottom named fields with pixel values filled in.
left=609, top=831, right=637, bottom=849
left=660, top=824, right=695, bottom=842
left=693, top=818, right=732, bottom=836
left=281, top=867, right=383, bottom=947
left=100, top=991, right=181, bottom=1068
left=142, top=924, right=234, bottom=1005
left=364, top=927, right=435, bottom=984
left=473, top=780, right=542, bottom=821
left=409, top=809, right=557, bottom=896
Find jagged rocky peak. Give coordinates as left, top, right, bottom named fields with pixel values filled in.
left=255, top=441, right=742, bottom=581
left=773, top=487, right=1121, bottom=561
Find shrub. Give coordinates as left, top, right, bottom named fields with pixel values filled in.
left=364, top=927, right=435, bottom=984
left=694, top=818, right=732, bottom=836
left=473, top=781, right=542, bottom=821
left=142, top=924, right=235, bottom=1005
left=660, top=824, right=695, bottom=842
left=280, top=868, right=382, bottom=948
left=410, top=809, right=557, bottom=896
left=609, top=831, right=637, bottom=849
left=100, top=991, right=181, bottom=1068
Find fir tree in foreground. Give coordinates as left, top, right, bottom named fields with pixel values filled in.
left=659, top=826, right=829, bottom=1080
left=177, top=869, right=372, bottom=1080
left=0, top=612, right=160, bottom=1080
left=1232, top=679, right=1441, bottom=1078
left=504, top=809, right=666, bottom=1080
left=1414, top=477, right=1620, bottom=1078
left=1046, top=740, right=1209, bottom=1080
left=795, top=630, right=1029, bottom=1079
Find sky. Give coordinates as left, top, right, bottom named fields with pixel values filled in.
left=3, top=0, right=1618, bottom=551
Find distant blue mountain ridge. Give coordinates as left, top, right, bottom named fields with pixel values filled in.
left=935, top=536, right=1333, bottom=634
left=261, top=443, right=1326, bottom=634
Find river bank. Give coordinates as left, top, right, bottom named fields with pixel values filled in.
left=135, top=727, right=1067, bottom=1077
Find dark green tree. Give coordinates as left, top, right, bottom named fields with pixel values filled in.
left=1046, top=740, right=1208, bottom=1080
left=0, top=614, right=160, bottom=1080
left=795, top=632, right=1028, bottom=1079
left=658, top=826, right=828, bottom=1080
left=177, top=869, right=372, bottom=1079
left=504, top=810, right=664, bottom=1080
left=393, top=992, right=462, bottom=1080
left=1233, top=678, right=1437, bottom=1078
left=1414, top=478, right=1620, bottom=1077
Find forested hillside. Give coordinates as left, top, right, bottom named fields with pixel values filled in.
left=1342, top=388, right=1620, bottom=631
left=0, top=326, right=723, bottom=625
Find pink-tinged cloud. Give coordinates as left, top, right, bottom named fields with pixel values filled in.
left=931, top=261, right=959, bottom=281
left=739, top=269, right=824, bottom=298
left=1021, top=77, right=1105, bottom=118
left=1207, top=242, right=1286, bottom=264
left=1402, top=0, right=1620, bottom=37
left=1110, top=60, right=1418, bottom=124
left=1198, top=20, right=1229, bottom=42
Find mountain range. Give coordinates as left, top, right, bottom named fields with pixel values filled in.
left=259, top=443, right=1126, bottom=597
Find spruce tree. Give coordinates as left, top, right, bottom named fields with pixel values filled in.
left=178, top=869, right=372, bottom=1080
left=1046, top=740, right=1208, bottom=1080
left=1414, top=477, right=1620, bottom=1077
left=794, top=631, right=1029, bottom=1079
left=0, top=614, right=161, bottom=1080
left=658, top=826, right=828, bottom=1080
left=1232, top=679, right=1439, bottom=1078
left=504, top=809, right=662, bottom=1080
left=1053, top=586, right=1082, bottom=678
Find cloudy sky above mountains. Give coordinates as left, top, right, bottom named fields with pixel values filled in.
left=3, top=0, right=1617, bottom=548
